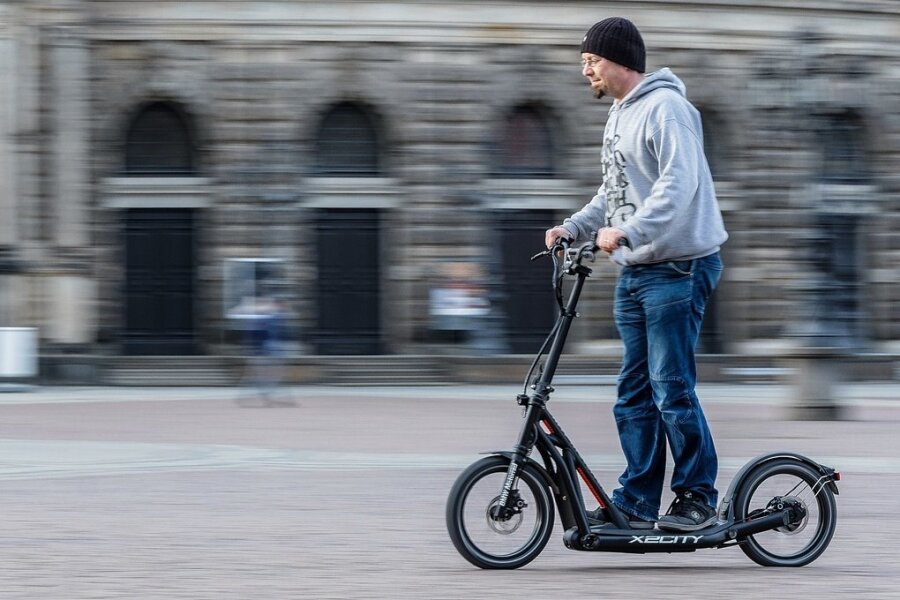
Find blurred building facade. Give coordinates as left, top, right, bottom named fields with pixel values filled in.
left=0, top=1, right=898, bottom=380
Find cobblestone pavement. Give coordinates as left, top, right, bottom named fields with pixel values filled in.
left=0, top=383, right=898, bottom=599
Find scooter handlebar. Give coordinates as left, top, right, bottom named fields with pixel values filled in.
left=534, top=233, right=629, bottom=270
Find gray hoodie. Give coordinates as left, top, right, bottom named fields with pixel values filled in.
left=562, top=68, right=728, bottom=265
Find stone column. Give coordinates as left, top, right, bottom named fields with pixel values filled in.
left=49, top=30, right=90, bottom=248
left=0, top=26, right=21, bottom=332
left=45, top=28, right=95, bottom=346
left=0, top=34, right=18, bottom=248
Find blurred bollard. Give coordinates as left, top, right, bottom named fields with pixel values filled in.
left=784, top=30, right=871, bottom=421
left=787, top=212, right=853, bottom=421
left=787, top=348, right=846, bottom=421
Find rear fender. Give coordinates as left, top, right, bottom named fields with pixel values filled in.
left=719, top=451, right=840, bottom=522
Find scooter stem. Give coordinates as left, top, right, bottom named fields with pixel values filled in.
left=535, top=271, right=588, bottom=387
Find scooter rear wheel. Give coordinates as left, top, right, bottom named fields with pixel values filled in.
left=734, top=458, right=837, bottom=566
left=446, top=455, right=554, bottom=569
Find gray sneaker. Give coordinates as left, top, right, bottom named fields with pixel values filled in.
left=587, top=507, right=655, bottom=530
left=657, top=492, right=717, bottom=532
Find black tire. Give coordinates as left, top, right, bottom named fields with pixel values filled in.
left=734, top=458, right=837, bottom=567
left=446, top=455, right=554, bottom=569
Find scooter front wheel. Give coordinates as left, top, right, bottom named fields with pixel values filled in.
left=446, top=455, right=554, bottom=569
left=734, top=458, right=837, bottom=566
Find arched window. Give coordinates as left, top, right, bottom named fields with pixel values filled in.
left=494, top=104, right=555, bottom=178
left=818, top=111, right=869, bottom=183
left=124, top=102, right=196, bottom=175
left=315, top=102, right=381, bottom=177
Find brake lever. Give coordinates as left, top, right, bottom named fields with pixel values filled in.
left=532, top=237, right=570, bottom=262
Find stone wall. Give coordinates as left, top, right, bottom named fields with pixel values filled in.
left=1, top=0, right=897, bottom=359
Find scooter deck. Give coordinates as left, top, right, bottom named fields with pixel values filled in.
left=565, top=521, right=748, bottom=553
left=565, top=508, right=790, bottom=553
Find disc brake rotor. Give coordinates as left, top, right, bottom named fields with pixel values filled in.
left=486, top=496, right=523, bottom=535
left=773, top=496, right=809, bottom=535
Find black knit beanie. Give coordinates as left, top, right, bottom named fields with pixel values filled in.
left=581, top=17, right=646, bottom=73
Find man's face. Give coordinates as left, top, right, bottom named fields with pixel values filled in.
left=581, top=53, right=626, bottom=99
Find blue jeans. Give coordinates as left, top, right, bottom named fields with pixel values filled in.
left=610, top=252, right=723, bottom=521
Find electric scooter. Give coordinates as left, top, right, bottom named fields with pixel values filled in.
left=446, top=236, right=840, bottom=569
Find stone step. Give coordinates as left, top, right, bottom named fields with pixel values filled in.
left=36, top=352, right=900, bottom=386
left=307, top=356, right=450, bottom=385
left=105, top=369, right=235, bottom=387
left=102, top=356, right=238, bottom=386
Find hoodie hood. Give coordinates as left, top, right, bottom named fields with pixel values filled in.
left=611, top=68, right=687, bottom=114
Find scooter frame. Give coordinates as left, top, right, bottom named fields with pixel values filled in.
left=473, top=238, right=840, bottom=558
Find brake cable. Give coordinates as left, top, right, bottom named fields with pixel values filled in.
left=523, top=240, right=570, bottom=393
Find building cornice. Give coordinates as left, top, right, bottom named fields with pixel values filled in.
left=62, top=1, right=899, bottom=48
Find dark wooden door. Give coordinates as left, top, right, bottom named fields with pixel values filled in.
left=495, top=210, right=557, bottom=353
left=314, top=209, right=381, bottom=354
left=123, top=209, right=196, bottom=355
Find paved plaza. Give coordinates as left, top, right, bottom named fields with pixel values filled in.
left=0, top=382, right=898, bottom=598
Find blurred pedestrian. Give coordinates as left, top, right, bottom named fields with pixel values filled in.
left=238, top=295, right=292, bottom=407
left=545, top=17, right=728, bottom=531
left=429, top=262, right=490, bottom=345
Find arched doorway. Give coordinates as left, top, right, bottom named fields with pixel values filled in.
left=490, top=104, right=557, bottom=353
left=311, top=102, right=384, bottom=354
left=121, top=101, right=199, bottom=355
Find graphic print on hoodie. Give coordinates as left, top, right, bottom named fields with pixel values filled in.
left=601, top=133, right=637, bottom=228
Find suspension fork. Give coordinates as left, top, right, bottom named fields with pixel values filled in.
left=497, top=397, right=546, bottom=512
